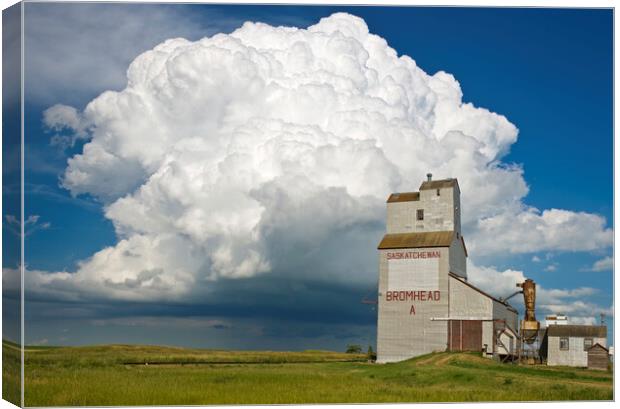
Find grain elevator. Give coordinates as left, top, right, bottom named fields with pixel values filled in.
left=376, top=174, right=519, bottom=363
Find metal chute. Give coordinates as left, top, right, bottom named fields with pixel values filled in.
left=518, top=279, right=540, bottom=344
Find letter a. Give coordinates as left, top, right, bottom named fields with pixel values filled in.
left=410, top=305, right=416, bottom=315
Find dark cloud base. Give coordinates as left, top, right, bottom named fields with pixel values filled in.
left=24, top=272, right=378, bottom=350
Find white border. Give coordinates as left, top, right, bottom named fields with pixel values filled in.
left=0, top=1, right=616, bottom=409
left=20, top=1, right=25, bottom=406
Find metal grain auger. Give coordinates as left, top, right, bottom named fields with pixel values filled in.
left=499, top=278, right=541, bottom=345
left=518, top=279, right=540, bottom=344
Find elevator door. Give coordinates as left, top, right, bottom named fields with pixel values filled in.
left=448, top=320, right=482, bottom=351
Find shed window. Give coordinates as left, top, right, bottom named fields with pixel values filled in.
left=416, top=209, right=424, bottom=221
left=560, top=337, right=569, bottom=350
left=584, top=338, right=593, bottom=351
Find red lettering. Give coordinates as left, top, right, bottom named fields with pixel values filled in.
left=387, top=251, right=441, bottom=260
left=385, top=290, right=441, bottom=302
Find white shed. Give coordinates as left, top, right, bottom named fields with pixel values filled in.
left=541, top=325, right=607, bottom=367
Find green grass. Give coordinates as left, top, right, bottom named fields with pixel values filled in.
left=2, top=340, right=21, bottom=406
left=10, top=340, right=613, bottom=406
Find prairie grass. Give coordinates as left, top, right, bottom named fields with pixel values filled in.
left=2, top=340, right=21, bottom=406
left=9, top=340, right=612, bottom=406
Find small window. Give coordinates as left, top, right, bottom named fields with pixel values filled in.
left=560, top=337, right=569, bottom=350
left=436, top=188, right=440, bottom=196
left=416, top=209, right=424, bottom=221
left=584, top=338, right=593, bottom=351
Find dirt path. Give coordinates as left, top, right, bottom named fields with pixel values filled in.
left=414, top=353, right=454, bottom=366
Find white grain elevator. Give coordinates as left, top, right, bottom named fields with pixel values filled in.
left=376, top=174, right=518, bottom=363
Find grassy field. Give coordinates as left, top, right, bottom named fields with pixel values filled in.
left=3, top=340, right=613, bottom=405
left=2, top=340, right=20, bottom=406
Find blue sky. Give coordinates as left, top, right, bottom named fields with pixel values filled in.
left=4, top=4, right=613, bottom=349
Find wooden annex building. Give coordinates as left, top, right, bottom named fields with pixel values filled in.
left=587, top=343, right=609, bottom=371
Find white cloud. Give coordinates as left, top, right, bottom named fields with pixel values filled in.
left=467, top=208, right=612, bottom=256
left=544, top=263, right=558, bottom=272
left=542, top=302, right=613, bottom=319
left=31, top=13, right=612, bottom=302
left=467, top=262, right=613, bottom=323
left=531, top=255, right=541, bottom=262
left=43, top=104, right=90, bottom=148
left=467, top=261, right=609, bottom=323
left=43, top=104, right=85, bottom=134
left=581, top=256, right=613, bottom=272
left=568, top=316, right=598, bottom=326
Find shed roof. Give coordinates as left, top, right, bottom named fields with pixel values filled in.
left=377, top=231, right=454, bottom=250
left=386, top=192, right=420, bottom=203
left=588, top=343, right=609, bottom=352
left=546, top=325, right=607, bottom=338
left=420, top=178, right=459, bottom=192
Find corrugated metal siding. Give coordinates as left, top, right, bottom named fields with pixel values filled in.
left=385, top=187, right=457, bottom=234
left=449, top=276, right=492, bottom=317
left=450, top=274, right=517, bottom=314
left=449, top=235, right=467, bottom=278
left=453, top=188, right=461, bottom=234
left=492, top=300, right=519, bottom=356
left=447, top=275, right=518, bottom=357
left=498, top=330, right=516, bottom=356
left=377, top=179, right=466, bottom=363
left=449, top=275, right=494, bottom=356
left=376, top=247, right=449, bottom=363
left=482, top=321, right=494, bottom=355
left=492, top=301, right=519, bottom=332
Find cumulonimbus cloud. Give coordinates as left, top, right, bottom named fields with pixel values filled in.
left=33, top=13, right=611, bottom=302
